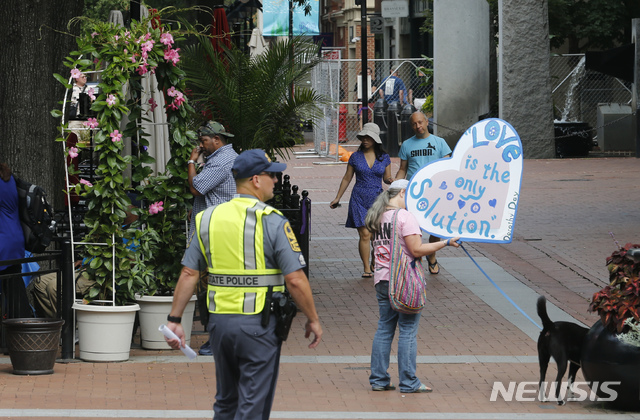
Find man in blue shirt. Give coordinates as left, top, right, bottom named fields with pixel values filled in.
left=380, top=67, right=406, bottom=105
left=395, top=112, right=452, bottom=275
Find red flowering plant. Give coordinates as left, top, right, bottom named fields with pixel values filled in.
left=589, top=243, right=640, bottom=333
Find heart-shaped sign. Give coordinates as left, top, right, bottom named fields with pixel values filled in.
left=405, top=118, right=523, bottom=243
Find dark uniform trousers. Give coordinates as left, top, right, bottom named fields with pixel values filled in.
left=208, top=312, right=282, bottom=420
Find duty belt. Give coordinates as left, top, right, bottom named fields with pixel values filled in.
left=208, top=273, right=284, bottom=287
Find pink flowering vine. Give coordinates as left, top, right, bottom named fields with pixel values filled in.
left=110, top=130, right=123, bottom=142
left=149, top=98, right=158, bottom=112
left=106, top=94, right=117, bottom=106
left=142, top=39, right=155, bottom=53
left=149, top=201, right=164, bottom=215
left=163, top=47, right=180, bottom=66
left=83, top=117, right=99, bottom=129
left=68, top=147, right=79, bottom=159
left=70, top=68, right=82, bottom=79
left=79, top=179, right=93, bottom=187
left=91, top=32, right=98, bottom=38
left=86, top=87, right=96, bottom=101
left=166, top=86, right=186, bottom=110
left=160, top=32, right=174, bottom=46
left=173, top=92, right=185, bottom=107
left=137, top=64, right=149, bottom=76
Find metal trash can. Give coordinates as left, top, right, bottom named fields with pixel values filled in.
left=554, top=122, right=592, bottom=158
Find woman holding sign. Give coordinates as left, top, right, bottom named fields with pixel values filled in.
left=365, top=179, right=460, bottom=393
left=330, top=123, right=392, bottom=278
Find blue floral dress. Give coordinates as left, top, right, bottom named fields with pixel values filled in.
left=345, top=151, right=391, bottom=228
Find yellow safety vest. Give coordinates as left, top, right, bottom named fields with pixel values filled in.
left=195, top=197, right=285, bottom=315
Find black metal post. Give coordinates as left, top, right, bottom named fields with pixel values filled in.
left=60, top=240, right=74, bottom=360
left=637, top=102, right=640, bottom=159
left=360, top=0, right=368, bottom=123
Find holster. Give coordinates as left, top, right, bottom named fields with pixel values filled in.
left=271, top=291, right=297, bottom=341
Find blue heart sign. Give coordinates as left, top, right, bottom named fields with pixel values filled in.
left=405, top=118, right=523, bottom=243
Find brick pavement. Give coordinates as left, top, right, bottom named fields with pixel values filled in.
left=1, top=146, right=639, bottom=419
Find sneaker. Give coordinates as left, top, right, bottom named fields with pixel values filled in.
left=198, top=340, right=213, bottom=356
left=372, top=383, right=396, bottom=391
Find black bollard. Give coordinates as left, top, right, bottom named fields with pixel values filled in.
left=400, top=103, right=414, bottom=143
left=386, top=101, right=401, bottom=157
left=282, top=175, right=291, bottom=209
left=290, top=185, right=300, bottom=209
left=374, top=98, right=388, bottom=151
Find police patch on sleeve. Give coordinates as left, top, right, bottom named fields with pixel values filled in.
left=283, top=222, right=301, bottom=252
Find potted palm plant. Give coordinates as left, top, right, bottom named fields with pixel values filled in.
left=181, top=34, right=325, bottom=159
left=582, top=242, right=640, bottom=411
left=53, top=10, right=194, bottom=360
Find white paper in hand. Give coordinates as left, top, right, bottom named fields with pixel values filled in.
left=159, top=324, right=198, bottom=360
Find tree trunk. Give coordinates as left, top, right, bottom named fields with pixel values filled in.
left=0, top=0, right=85, bottom=210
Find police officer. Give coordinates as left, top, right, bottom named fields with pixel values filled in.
left=165, top=149, right=322, bottom=420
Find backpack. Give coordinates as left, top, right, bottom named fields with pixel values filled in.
left=14, top=177, right=54, bottom=253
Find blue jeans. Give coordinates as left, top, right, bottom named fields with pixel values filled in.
left=369, top=281, right=422, bottom=392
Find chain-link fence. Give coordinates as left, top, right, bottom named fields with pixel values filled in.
left=311, top=56, right=432, bottom=161
left=311, top=54, right=634, bottom=160
left=550, top=54, right=634, bottom=149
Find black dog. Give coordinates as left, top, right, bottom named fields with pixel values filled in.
left=536, top=295, right=588, bottom=405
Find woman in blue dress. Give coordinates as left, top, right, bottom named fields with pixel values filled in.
left=330, top=123, right=392, bottom=277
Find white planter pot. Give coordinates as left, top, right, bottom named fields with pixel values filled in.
left=136, top=295, right=197, bottom=350
left=72, top=302, right=140, bottom=362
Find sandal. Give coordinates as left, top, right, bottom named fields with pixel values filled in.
left=428, top=259, right=440, bottom=275
left=372, top=383, right=396, bottom=391
left=362, top=272, right=373, bottom=278
left=406, top=384, right=433, bottom=393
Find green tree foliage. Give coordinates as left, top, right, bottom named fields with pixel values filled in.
left=421, top=0, right=640, bottom=53
left=546, top=0, right=640, bottom=52
left=182, top=36, right=326, bottom=159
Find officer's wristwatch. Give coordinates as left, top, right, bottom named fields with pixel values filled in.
left=187, top=160, right=197, bottom=166
left=167, top=314, right=182, bottom=323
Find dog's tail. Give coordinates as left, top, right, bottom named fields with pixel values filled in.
left=537, top=296, right=555, bottom=331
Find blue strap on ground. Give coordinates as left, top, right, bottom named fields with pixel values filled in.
left=459, top=243, right=542, bottom=330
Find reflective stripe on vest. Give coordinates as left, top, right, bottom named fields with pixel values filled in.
left=195, top=197, right=285, bottom=315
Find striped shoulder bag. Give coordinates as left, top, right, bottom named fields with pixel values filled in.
left=388, top=209, right=428, bottom=314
